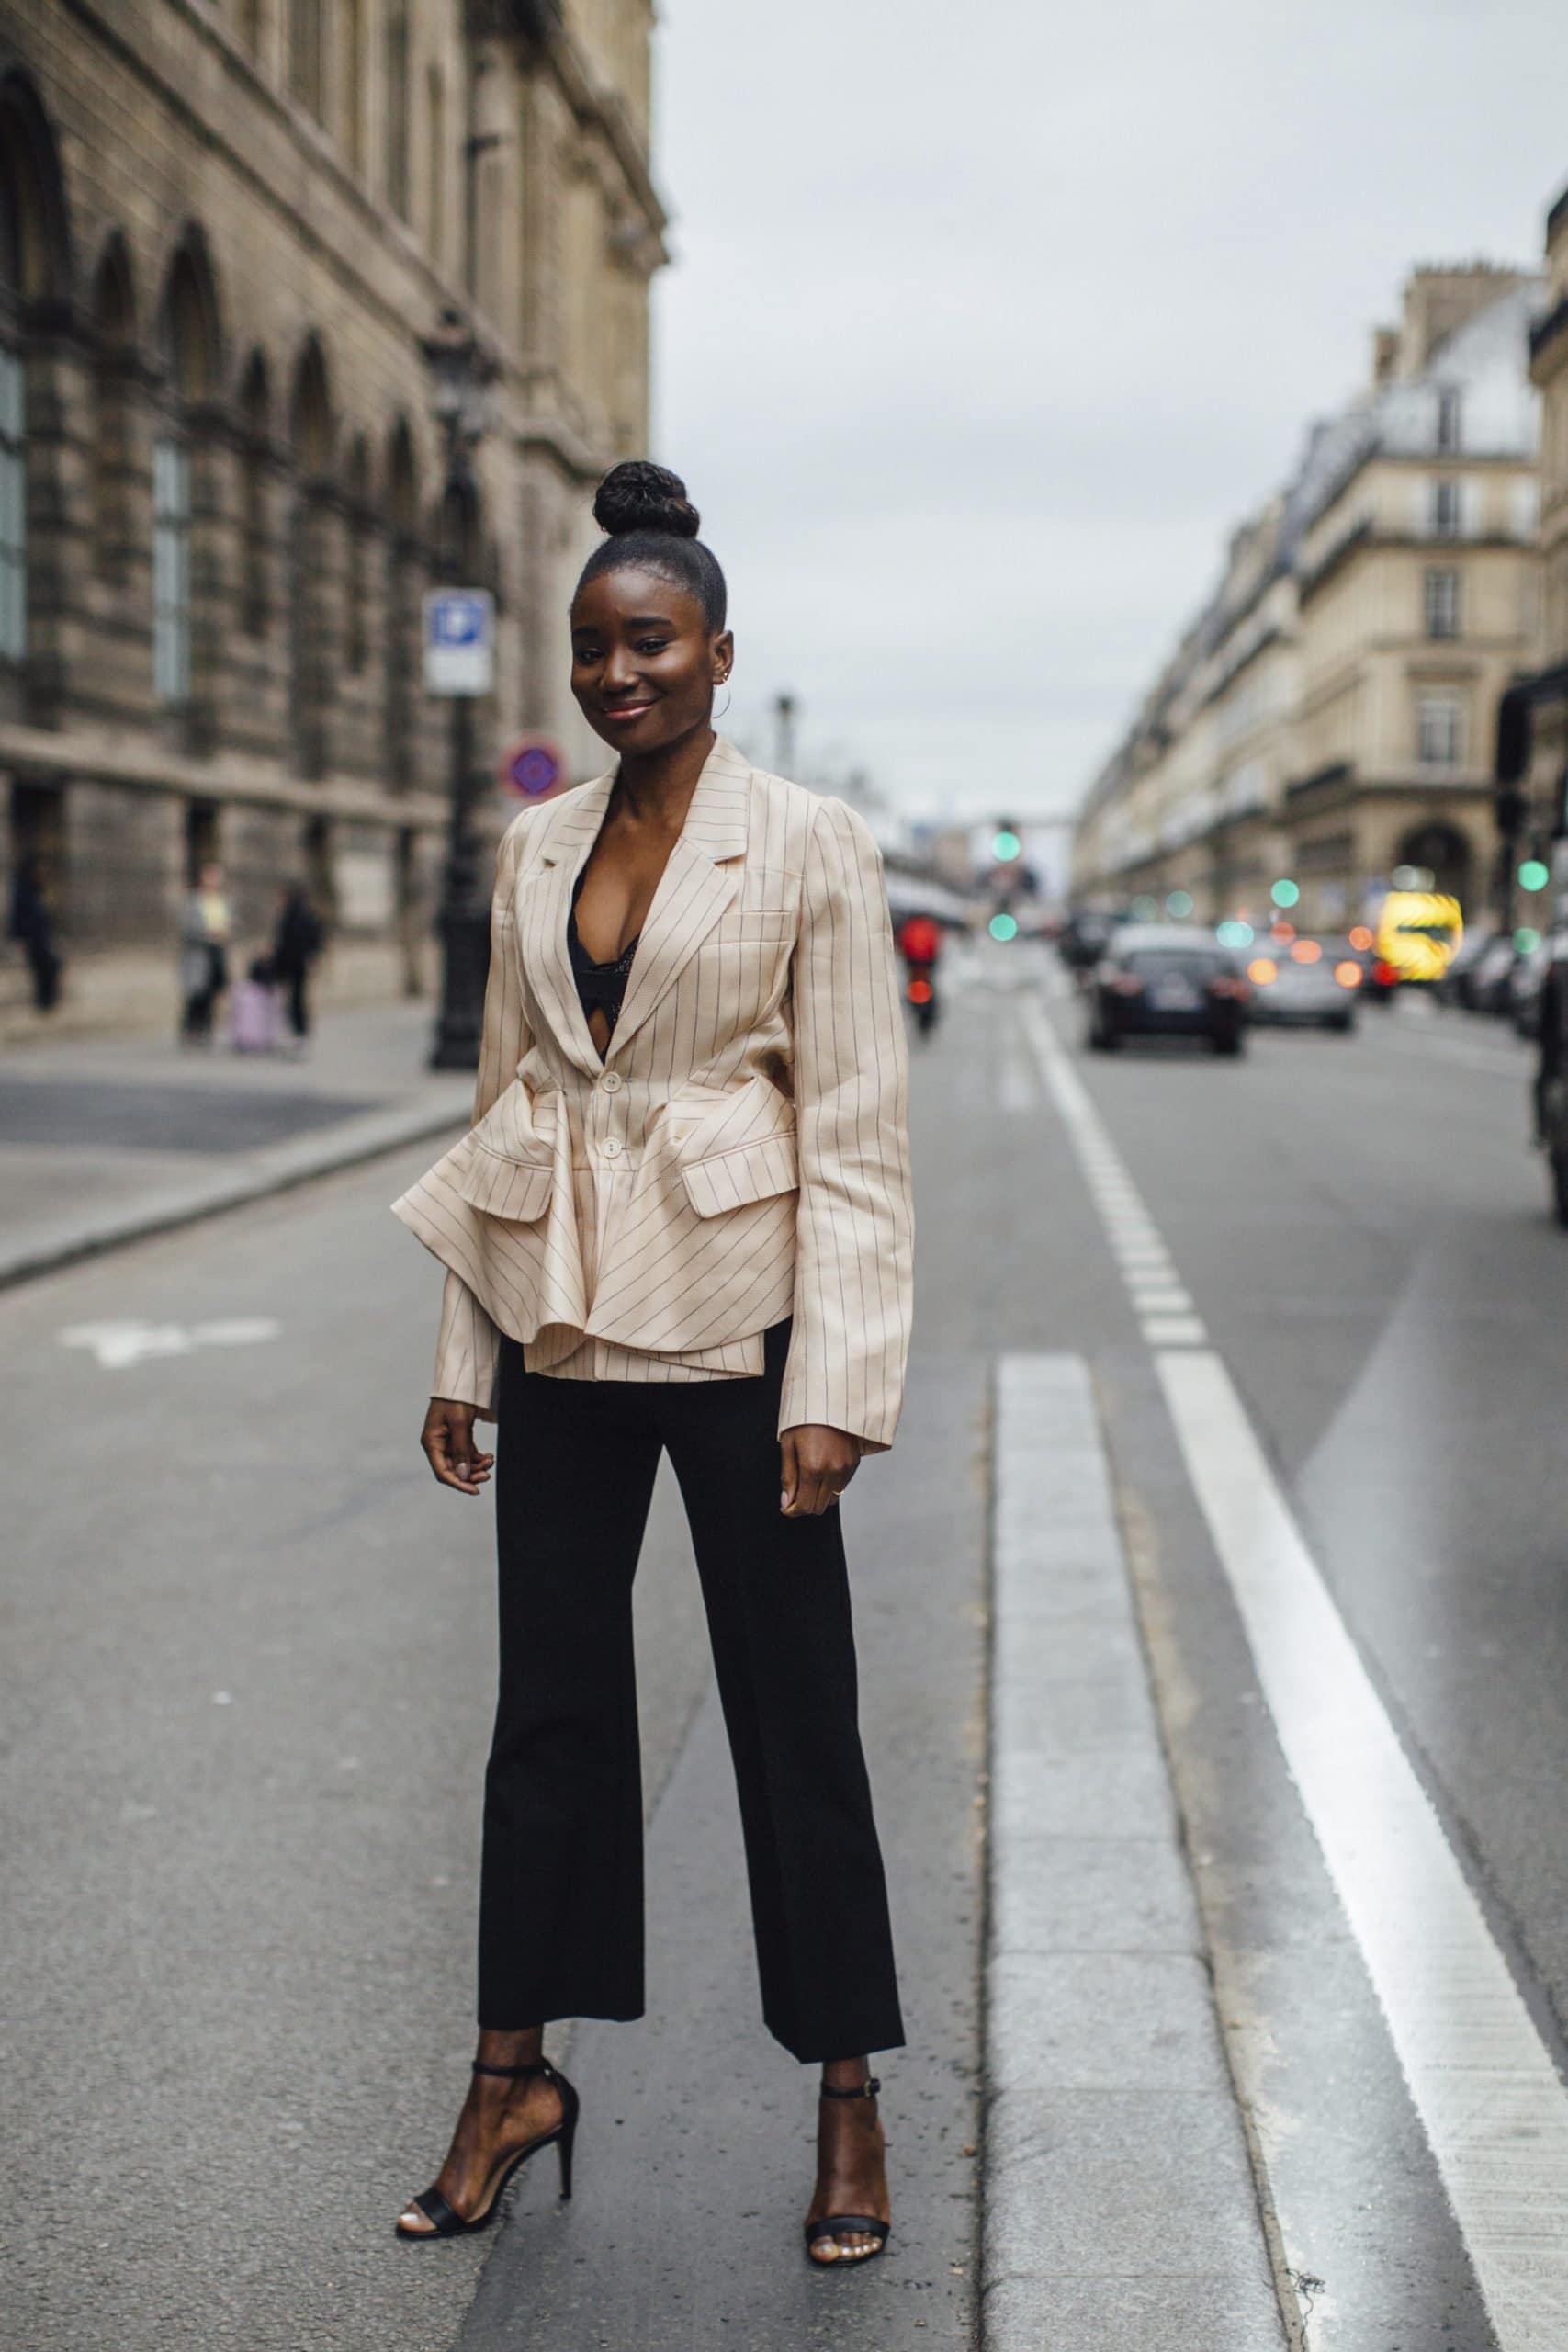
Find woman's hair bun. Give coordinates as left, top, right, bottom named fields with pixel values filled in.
left=592, top=459, right=701, bottom=541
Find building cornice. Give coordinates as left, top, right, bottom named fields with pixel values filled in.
left=0, top=718, right=451, bottom=829
left=1298, top=526, right=1534, bottom=609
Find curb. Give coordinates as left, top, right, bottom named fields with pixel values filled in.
left=0, top=1096, right=468, bottom=1292
left=981, top=1353, right=1286, bottom=2350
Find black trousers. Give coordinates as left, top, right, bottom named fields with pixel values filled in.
left=479, top=1322, right=905, bottom=2064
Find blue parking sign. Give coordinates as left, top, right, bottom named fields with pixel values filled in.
left=423, top=588, right=494, bottom=695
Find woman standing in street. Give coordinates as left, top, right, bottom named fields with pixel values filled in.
left=390, top=461, right=914, bottom=2266
left=177, top=859, right=231, bottom=1044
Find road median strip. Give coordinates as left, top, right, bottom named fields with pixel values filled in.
left=984, top=1352, right=1284, bottom=2349
left=0, top=1092, right=469, bottom=1291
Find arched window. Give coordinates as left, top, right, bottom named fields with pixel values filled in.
left=0, top=71, right=74, bottom=668
left=238, top=350, right=271, bottom=636
left=384, top=416, right=421, bottom=787
left=90, top=233, right=137, bottom=582
left=384, top=3, right=411, bottom=220
left=154, top=235, right=222, bottom=707
left=344, top=431, right=371, bottom=675
left=152, top=437, right=191, bottom=701
left=426, top=63, right=446, bottom=266
left=288, top=0, right=327, bottom=123
left=338, top=0, right=364, bottom=172
left=288, top=334, right=335, bottom=775
left=0, top=343, right=22, bottom=662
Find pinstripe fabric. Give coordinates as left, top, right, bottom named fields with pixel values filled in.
left=391, top=736, right=914, bottom=1445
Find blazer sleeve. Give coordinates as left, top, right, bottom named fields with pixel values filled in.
left=779, top=797, right=914, bottom=1448
left=430, top=817, right=535, bottom=1410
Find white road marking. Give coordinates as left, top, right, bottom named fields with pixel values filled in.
left=60, top=1317, right=282, bottom=1370
left=1019, top=1000, right=1209, bottom=1349
left=1021, top=990, right=1568, bottom=2346
left=1160, top=1351, right=1568, bottom=2345
left=1141, top=1314, right=1208, bottom=1346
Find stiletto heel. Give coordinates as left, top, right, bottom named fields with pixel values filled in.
left=396, top=2058, right=581, bottom=2241
left=805, top=2076, right=891, bottom=2267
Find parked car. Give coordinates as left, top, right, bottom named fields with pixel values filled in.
left=1059, top=910, right=1120, bottom=971
left=1471, top=934, right=1522, bottom=1017
left=1437, top=925, right=1498, bottom=1010
left=1085, top=926, right=1249, bottom=1056
left=1247, top=937, right=1360, bottom=1032
left=1509, top=938, right=1553, bottom=1037
left=1510, top=938, right=1553, bottom=1038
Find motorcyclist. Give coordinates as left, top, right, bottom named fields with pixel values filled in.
left=896, top=910, right=942, bottom=977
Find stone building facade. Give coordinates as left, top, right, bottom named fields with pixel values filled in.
left=1074, top=265, right=1545, bottom=934
left=0, top=0, right=664, bottom=1032
left=1495, top=183, right=1568, bottom=885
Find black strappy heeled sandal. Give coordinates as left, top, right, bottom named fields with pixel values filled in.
left=804, top=2075, right=891, bottom=2267
left=395, top=2058, right=580, bottom=2242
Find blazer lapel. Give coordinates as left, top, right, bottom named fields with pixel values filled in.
left=525, top=775, right=614, bottom=1079
left=605, top=738, right=752, bottom=1063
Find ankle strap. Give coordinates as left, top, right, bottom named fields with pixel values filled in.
left=472, top=2058, right=553, bottom=2080
left=820, top=2075, right=881, bottom=2099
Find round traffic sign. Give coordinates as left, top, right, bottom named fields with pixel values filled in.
left=502, top=737, right=563, bottom=798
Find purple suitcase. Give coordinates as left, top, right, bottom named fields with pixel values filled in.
left=231, top=978, right=281, bottom=1053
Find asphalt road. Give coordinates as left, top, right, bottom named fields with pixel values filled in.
left=1034, top=964, right=1568, bottom=2350
left=6, top=947, right=1563, bottom=2349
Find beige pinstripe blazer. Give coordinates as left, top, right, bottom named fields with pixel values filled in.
left=391, top=736, right=914, bottom=1446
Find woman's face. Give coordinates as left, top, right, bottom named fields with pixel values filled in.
left=570, top=568, right=732, bottom=759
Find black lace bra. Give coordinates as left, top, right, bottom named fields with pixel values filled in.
left=568, top=870, right=639, bottom=1050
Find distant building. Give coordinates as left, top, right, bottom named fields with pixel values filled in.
left=1495, top=184, right=1568, bottom=880
left=1074, top=265, right=1546, bottom=932
left=0, top=0, right=665, bottom=1030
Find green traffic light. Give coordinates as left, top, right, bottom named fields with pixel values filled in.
left=1516, top=927, right=1542, bottom=954
left=991, top=830, right=1022, bottom=862
left=1270, top=878, right=1301, bottom=910
left=1519, top=859, right=1550, bottom=893
left=989, top=911, right=1020, bottom=943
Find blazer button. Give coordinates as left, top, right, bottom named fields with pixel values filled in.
left=601, top=1070, right=623, bottom=1092
left=602, top=1136, right=623, bottom=1158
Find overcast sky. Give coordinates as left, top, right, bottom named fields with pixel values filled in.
left=651, top=0, right=1566, bottom=826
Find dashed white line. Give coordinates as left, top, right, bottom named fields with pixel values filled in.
left=1019, top=991, right=1568, bottom=2348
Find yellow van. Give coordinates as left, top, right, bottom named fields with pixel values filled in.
left=1373, top=891, right=1463, bottom=983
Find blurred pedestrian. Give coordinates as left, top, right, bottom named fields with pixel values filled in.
left=7, top=854, right=62, bottom=1012
left=391, top=460, right=913, bottom=2267
left=269, top=881, right=324, bottom=1051
left=178, top=860, right=231, bottom=1045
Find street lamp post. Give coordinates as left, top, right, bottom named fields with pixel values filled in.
left=421, top=308, right=498, bottom=1072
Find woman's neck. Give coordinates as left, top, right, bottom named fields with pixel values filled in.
left=615, top=724, right=716, bottom=829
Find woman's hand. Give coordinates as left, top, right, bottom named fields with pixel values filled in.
left=422, top=1398, right=496, bottom=1497
left=780, top=1425, right=862, bottom=1518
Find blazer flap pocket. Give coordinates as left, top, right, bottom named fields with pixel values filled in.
left=682, top=1132, right=799, bottom=1219
left=468, top=1077, right=555, bottom=1169
left=452, top=1141, right=554, bottom=1223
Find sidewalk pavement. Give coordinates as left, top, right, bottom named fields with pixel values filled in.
left=0, top=999, right=472, bottom=1288
left=985, top=1355, right=1286, bottom=2349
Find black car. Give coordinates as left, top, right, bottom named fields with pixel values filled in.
left=1059, top=910, right=1120, bottom=971
left=1085, top=926, right=1249, bottom=1056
